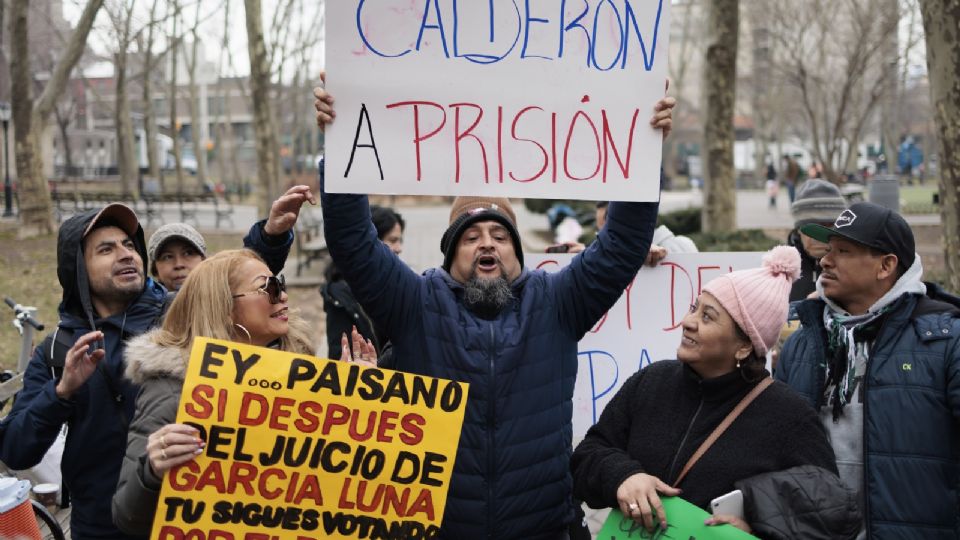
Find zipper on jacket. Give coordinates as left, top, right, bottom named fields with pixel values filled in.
left=487, top=322, right=496, bottom=539
left=667, top=397, right=704, bottom=484
left=860, top=313, right=894, bottom=539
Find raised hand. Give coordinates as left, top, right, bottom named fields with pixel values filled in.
left=55, top=330, right=105, bottom=400
left=264, top=185, right=318, bottom=236
left=339, top=326, right=377, bottom=368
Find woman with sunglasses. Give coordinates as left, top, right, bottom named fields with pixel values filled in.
left=111, top=249, right=376, bottom=535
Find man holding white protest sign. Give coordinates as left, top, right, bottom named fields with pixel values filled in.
left=318, top=3, right=673, bottom=536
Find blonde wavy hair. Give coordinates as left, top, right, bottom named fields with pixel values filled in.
left=153, top=249, right=313, bottom=355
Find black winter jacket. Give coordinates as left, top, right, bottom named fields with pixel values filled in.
left=0, top=212, right=292, bottom=540
left=735, top=465, right=861, bottom=540
left=321, top=179, right=657, bottom=539
left=776, top=284, right=960, bottom=539
left=321, top=279, right=385, bottom=359
left=570, top=361, right=837, bottom=512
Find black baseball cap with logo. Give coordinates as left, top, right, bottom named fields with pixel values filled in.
left=800, top=201, right=916, bottom=271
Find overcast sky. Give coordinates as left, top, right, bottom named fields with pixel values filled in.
left=63, top=0, right=326, bottom=81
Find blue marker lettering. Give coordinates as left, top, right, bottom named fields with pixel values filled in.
left=623, top=0, right=664, bottom=71
left=416, top=0, right=451, bottom=57
left=521, top=0, right=553, bottom=60
left=580, top=350, right=618, bottom=425
left=590, top=0, right=625, bottom=71
left=356, top=0, right=411, bottom=58
left=454, top=0, right=523, bottom=64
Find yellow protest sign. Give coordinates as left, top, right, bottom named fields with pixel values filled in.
left=150, top=338, right=469, bottom=540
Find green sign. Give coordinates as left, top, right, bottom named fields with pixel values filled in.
left=598, top=497, right=758, bottom=540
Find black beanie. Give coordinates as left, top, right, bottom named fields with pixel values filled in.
left=440, top=197, right=523, bottom=271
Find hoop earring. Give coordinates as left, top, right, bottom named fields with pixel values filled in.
left=233, top=323, right=252, bottom=344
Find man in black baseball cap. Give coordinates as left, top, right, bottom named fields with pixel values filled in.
left=801, top=201, right=915, bottom=275
left=776, top=201, right=960, bottom=538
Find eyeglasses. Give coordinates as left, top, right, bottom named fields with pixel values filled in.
left=232, top=275, right=286, bottom=304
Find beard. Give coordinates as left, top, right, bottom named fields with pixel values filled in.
left=463, top=274, right=514, bottom=318
left=89, top=271, right=144, bottom=308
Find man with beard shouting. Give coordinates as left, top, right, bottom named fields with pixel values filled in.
left=316, top=87, right=673, bottom=539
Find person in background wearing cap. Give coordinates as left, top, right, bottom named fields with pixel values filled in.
left=147, top=223, right=207, bottom=291
left=787, top=178, right=848, bottom=302
left=0, top=188, right=315, bottom=540
left=322, top=205, right=405, bottom=362
left=315, top=81, right=674, bottom=538
left=145, top=185, right=318, bottom=293
left=776, top=201, right=960, bottom=539
left=571, top=247, right=856, bottom=538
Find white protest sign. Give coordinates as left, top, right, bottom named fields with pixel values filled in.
left=324, top=1, right=671, bottom=201
left=527, top=252, right=764, bottom=439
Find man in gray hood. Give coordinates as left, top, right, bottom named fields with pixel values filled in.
left=776, top=201, right=960, bottom=539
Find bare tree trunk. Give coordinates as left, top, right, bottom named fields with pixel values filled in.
left=115, top=48, right=138, bottom=196
left=186, top=0, right=207, bottom=186
left=920, top=0, right=960, bottom=293
left=244, top=0, right=281, bottom=216
left=10, top=0, right=48, bottom=231
left=880, top=0, right=900, bottom=171
left=702, top=0, right=739, bottom=232
left=53, top=107, right=73, bottom=176
left=10, top=0, right=103, bottom=235
left=169, top=0, right=185, bottom=193
left=142, top=0, right=162, bottom=184
left=750, top=23, right=773, bottom=189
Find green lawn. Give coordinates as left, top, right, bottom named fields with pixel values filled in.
left=899, top=185, right=939, bottom=209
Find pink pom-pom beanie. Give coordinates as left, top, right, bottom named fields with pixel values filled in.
left=701, top=246, right=802, bottom=356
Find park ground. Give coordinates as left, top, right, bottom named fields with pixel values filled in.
left=0, top=185, right=949, bottom=373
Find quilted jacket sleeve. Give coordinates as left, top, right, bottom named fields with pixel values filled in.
left=112, top=378, right=181, bottom=535
left=319, top=166, right=423, bottom=339
left=550, top=200, right=659, bottom=339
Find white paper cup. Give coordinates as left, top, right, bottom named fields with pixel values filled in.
left=32, top=483, right=58, bottom=507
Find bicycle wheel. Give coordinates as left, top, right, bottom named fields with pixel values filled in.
left=32, top=500, right=66, bottom=540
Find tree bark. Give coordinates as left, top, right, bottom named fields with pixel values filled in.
left=141, top=0, right=162, bottom=184
left=186, top=0, right=208, bottom=186
left=919, top=0, right=960, bottom=293
left=244, top=0, right=281, bottom=216
left=53, top=106, right=73, bottom=176
left=11, top=0, right=103, bottom=235
left=114, top=47, right=138, bottom=196
left=169, top=0, right=185, bottom=193
left=702, top=0, right=739, bottom=232
left=880, top=0, right=900, bottom=171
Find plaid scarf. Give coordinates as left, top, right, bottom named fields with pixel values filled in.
left=822, top=307, right=889, bottom=421
left=816, top=255, right=927, bottom=421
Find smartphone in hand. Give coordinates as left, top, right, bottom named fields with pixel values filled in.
left=545, top=244, right=570, bottom=254
left=711, top=490, right=743, bottom=519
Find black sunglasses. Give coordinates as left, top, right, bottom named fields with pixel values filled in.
left=232, top=275, right=286, bottom=304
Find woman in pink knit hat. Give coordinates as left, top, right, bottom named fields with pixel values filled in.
left=571, top=246, right=860, bottom=539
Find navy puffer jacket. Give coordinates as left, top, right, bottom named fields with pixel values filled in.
left=775, top=284, right=960, bottom=539
left=322, top=189, right=656, bottom=539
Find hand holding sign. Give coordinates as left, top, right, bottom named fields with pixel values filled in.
left=651, top=95, right=676, bottom=140
left=617, top=472, right=682, bottom=533
left=314, top=71, right=335, bottom=130
left=147, top=424, right=204, bottom=476
left=600, top=500, right=758, bottom=539
left=705, top=514, right=753, bottom=534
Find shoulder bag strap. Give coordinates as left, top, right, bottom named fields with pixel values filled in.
left=672, top=377, right=774, bottom=488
